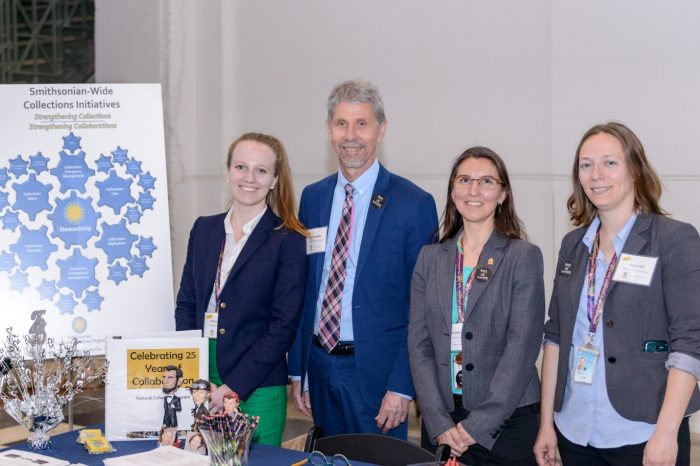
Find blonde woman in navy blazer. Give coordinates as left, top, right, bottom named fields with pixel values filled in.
left=534, top=122, right=700, bottom=466
left=175, top=133, right=307, bottom=446
left=409, top=147, right=545, bottom=465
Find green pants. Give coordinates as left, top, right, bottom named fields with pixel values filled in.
left=208, top=340, right=286, bottom=446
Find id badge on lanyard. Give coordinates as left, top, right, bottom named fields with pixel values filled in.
left=574, top=229, right=617, bottom=385
left=204, top=312, right=219, bottom=339
left=451, top=323, right=463, bottom=392
left=452, top=237, right=477, bottom=393
left=205, top=240, right=227, bottom=339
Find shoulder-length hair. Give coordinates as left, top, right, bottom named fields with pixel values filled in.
left=567, top=122, right=667, bottom=226
left=227, top=132, right=307, bottom=236
left=440, top=146, right=524, bottom=242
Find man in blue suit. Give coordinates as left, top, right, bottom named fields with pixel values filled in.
left=289, top=80, right=438, bottom=438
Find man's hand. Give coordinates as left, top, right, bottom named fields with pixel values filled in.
left=374, top=391, right=409, bottom=433
left=208, top=383, right=231, bottom=414
left=291, top=380, right=312, bottom=417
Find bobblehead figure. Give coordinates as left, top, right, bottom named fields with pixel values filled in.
left=161, top=365, right=184, bottom=428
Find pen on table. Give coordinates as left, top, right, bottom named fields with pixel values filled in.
left=291, top=458, right=308, bottom=466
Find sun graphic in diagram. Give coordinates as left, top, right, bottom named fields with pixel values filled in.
left=64, top=202, right=85, bottom=224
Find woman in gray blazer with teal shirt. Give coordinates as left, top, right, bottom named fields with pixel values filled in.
left=534, top=122, right=700, bottom=466
left=408, top=147, right=545, bottom=465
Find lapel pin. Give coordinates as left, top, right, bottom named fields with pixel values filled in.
left=371, top=193, right=386, bottom=208
left=487, top=257, right=494, bottom=265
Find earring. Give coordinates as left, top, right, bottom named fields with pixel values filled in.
left=495, top=202, right=502, bottom=216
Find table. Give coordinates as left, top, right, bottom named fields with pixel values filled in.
left=1, top=426, right=377, bottom=465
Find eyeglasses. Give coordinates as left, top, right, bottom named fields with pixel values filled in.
left=308, top=450, right=351, bottom=466
left=451, top=175, right=504, bottom=190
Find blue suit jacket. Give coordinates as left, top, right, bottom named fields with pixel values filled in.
left=288, top=164, right=438, bottom=408
left=175, top=208, right=307, bottom=400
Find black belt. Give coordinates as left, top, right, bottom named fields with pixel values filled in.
left=313, top=335, right=355, bottom=356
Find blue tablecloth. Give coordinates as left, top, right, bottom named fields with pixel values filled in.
left=1, top=426, right=377, bottom=465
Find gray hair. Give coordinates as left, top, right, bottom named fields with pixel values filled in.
left=326, top=80, right=386, bottom=124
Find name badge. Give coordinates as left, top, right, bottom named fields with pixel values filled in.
left=451, top=323, right=463, bottom=351
left=474, top=268, right=491, bottom=282
left=203, top=312, right=218, bottom=339
left=612, top=253, right=658, bottom=286
left=573, top=344, right=599, bottom=384
left=306, top=227, right=328, bottom=255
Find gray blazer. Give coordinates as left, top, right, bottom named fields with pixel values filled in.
left=545, top=213, right=700, bottom=421
left=408, top=230, right=544, bottom=450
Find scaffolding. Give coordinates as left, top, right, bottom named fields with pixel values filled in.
left=0, top=0, right=94, bottom=83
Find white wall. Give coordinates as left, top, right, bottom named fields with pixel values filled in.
left=96, top=0, right=700, bottom=429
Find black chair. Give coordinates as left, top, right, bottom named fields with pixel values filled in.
left=304, top=426, right=451, bottom=466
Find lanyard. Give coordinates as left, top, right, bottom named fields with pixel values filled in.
left=214, top=239, right=227, bottom=302
left=586, top=229, right=618, bottom=345
left=455, top=236, right=477, bottom=323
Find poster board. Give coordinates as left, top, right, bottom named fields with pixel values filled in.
left=104, top=331, right=208, bottom=441
left=0, top=84, right=173, bottom=354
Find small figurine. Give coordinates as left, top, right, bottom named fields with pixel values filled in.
left=161, top=365, right=184, bottom=428
left=189, top=379, right=211, bottom=428
left=222, top=391, right=241, bottom=416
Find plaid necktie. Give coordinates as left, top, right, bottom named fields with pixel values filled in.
left=317, top=183, right=354, bottom=352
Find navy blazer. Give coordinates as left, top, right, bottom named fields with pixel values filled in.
left=175, top=208, right=307, bottom=400
left=288, top=164, right=438, bottom=408
left=545, top=213, right=700, bottom=422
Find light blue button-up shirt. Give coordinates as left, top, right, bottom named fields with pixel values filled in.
left=313, top=160, right=379, bottom=341
left=554, top=213, right=656, bottom=447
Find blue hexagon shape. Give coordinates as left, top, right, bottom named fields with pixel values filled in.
left=111, top=146, right=129, bottom=165
left=95, top=219, right=138, bottom=263
left=56, top=292, right=78, bottom=315
left=48, top=192, right=101, bottom=248
left=136, top=236, right=157, bottom=257
left=95, top=153, right=113, bottom=173
left=128, top=256, right=148, bottom=278
left=107, top=262, right=128, bottom=285
left=137, top=191, right=156, bottom=211
left=9, top=155, right=29, bottom=177
left=37, top=279, right=59, bottom=301
left=124, top=205, right=142, bottom=224
left=95, top=170, right=134, bottom=215
left=0, top=251, right=17, bottom=273
left=12, top=174, right=53, bottom=220
left=49, top=150, right=95, bottom=194
left=0, top=210, right=20, bottom=232
left=57, top=248, right=99, bottom=298
left=9, top=269, right=29, bottom=292
left=138, top=171, right=156, bottom=191
left=9, top=225, right=58, bottom=271
left=83, top=289, right=104, bottom=312
left=62, top=132, right=82, bottom=152
left=0, top=168, right=10, bottom=188
left=125, top=158, right=143, bottom=177
left=29, top=152, right=50, bottom=174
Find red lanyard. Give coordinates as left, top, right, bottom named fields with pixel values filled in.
left=455, top=236, right=477, bottom=323
left=585, top=229, right=618, bottom=344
